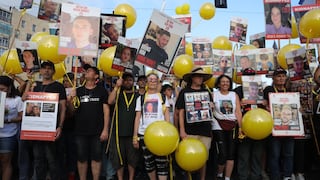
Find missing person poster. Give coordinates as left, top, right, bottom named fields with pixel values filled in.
left=38, top=0, right=61, bottom=22
left=192, top=37, right=213, bottom=66
left=212, top=49, right=232, bottom=77
left=229, top=17, right=248, bottom=44
left=136, top=9, right=188, bottom=74
left=174, top=14, right=192, bottom=37
left=234, top=49, right=257, bottom=75
left=264, top=0, right=292, bottom=39
left=242, top=75, right=264, bottom=104
left=269, top=92, right=304, bottom=137
left=250, top=32, right=266, bottom=48
left=285, top=46, right=312, bottom=81
left=184, top=92, right=213, bottom=123
left=0, top=91, right=6, bottom=128
left=100, top=14, right=126, bottom=49
left=112, top=37, right=139, bottom=73
left=21, top=92, right=59, bottom=141
left=16, top=40, right=40, bottom=73
left=59, top=3, right=100, bottom=57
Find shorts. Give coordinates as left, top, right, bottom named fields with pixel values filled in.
left=188, top=135, right=212, bottom=159
left=75, top=135, right=103, bottom=162
left=0, top=136, right=17, bottom=153
left=109, top=136, right=140, bottom=170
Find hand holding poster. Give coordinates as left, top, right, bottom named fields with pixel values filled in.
left=269, top=92, right=304, bottom=137
left=59, top=3, right=100, bottom=57
left=136, top=9, right=188, bottom=74
left=21, top=92, right=59, bottom=141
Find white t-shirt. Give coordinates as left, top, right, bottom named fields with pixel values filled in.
left=0, top=96, right=23, bottom=137
left=135, top=93, right=170, bottom=135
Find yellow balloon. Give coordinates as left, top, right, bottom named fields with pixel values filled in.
left=199, top=2, right=216, bottom=20
left=205, top=77, right=216, bottom=89
left=185, top=43, right=193, bottom=56
left=0, top=49, right=23, bottom=74
left=242, top=108, right=274, bottom=140
left=277, top=44, right=301, bottom=69
left=173, top=54, right=194, bottom=79
left=175, top=6, right=183, bottom=15
left=99, top=46, right=121, bottom=77
left=291, top=16, right=299, bottom=39
left=299, top=8, right=320, bottom=39
left=144, top=121, right=179, bottom=156
left=181, top=3, right=190, bottom=14
left=212, top=36, right=232, bottom=50
left=30, top=32, right=50, bottom=44
left=175, top=138, right=208, bottom=172
left=53, top=62, right=66, bottom=80
left=239, top=44, right=257, bottom=50
left=232, top=68, right=242, bottom=84
left=38, top=35, right=67, bottom=64
left=114, top=4, right=137, bottom=29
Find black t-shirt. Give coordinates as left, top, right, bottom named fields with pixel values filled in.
left=144, top=39, right=168, bottom=66
left=74, top=85, right=108, bottom=135
left=113, top=91, right=139, bottom=137
left=263, top=86, right=286, bottom=102
left=176, top=87, right=212, bottom=137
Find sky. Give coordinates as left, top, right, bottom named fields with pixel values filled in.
left=1, top=0, right=302, bottom=48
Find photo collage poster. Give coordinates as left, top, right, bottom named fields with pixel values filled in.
left=38, top=0, right=61, bottom=22
left=293, top=4, right=320, bottom=44
left=269, top=92, right=304, bottom=137
left=0, top=91, right=6, bottom=128
left=99, top=14, right=126, bottom=49
left=234, top=48, right=275, bottom=75
left=264, top=0, right=292, bottom=40
left=212, top=49, right=232, bottom=78
left=20, top=0, right=33, bottom=9
left=59, top=3, right=100, bottom=57
left=285, top=46, right=312, bottom=81
left=112, top=37, right=139, bottom=73
left=192, top=37, right=213, bottom=66
left=174, top=14, right=192, bottom=37
left=136, top=9, right=188, bottom=74
left=21, top=92, right=59, bottom=141
left=242, top=75, right=264, bottom=104
left=15, top=40, right=41, bottom=73
left=229, top=17, right=248, bottom=44
left=184, top=91, right=213, bottom=123
left=250, top=32, right=266, bottom=48
left=290, top=79, right=313, bottom=114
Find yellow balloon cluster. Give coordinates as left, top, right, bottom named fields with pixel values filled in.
left=30, top=32, right=50, bottom=44
left=99, top=46, right=121, bottom=77
left=0, top=49, right=23, bottom=75
left=212, top=36, right=232, bottom=50
left=299, top=8, right=320, bottom=39
left=175, top=3, right=190, bottom=15
left=114, top=4, right=137, bottom=29
left=175, top=138, right=208, bottom=172
left=199, top=2, right=216, bottom=20
left=37, top=35, right=66, bottom=64
left=172, top=54, right=194, bottom=79
left=242, top=108, right=274, bottom=140
left=277, top=44, right=301, bottom=69
left=144, top=121, right=179, bottom=156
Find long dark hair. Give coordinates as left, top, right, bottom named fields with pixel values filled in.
left=265, top=4, right=290, bottom=27
left=0, top=76, right=19, bottom=98
left=214, top=74, right=233, bottom=90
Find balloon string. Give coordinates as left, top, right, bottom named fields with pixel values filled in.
left=192, top=19, right=202, bottom=30
left=232, top=44, right=239, bottom=83
left=169, top=155, right=173, bottom=180
left=187, top=172, right=192, bottom=180
left=277, top=39, right=281, bottom=50
left=1, top=9, right=27, bottom=75
left=73, top=56, right=78, bottom=89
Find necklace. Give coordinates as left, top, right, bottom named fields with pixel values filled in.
left=273, top=85, right=286, bottom=93
left=123, top=91, right=135, bottom=111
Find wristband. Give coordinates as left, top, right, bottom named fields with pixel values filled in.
left=133, top=136, right=140, bottom=141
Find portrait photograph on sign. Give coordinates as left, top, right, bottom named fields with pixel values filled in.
left=234, top=49, right=257, bottom=75
left=184, top=91, right=213, bottom=123
left=38, top=0, right=61, bottom=22
left=59, top=3, right=100, bottom=57
left=264, top=0, right=292, bottom=39
left=250, top=32, right=266, bottom=48
left=286, top=47, right=312, bottom=81
left=242, top=75, right=264, bottom=104
left=269, top=92, right=304, bottom=137
left=212, top=49, right=232, bottom=77
left=20, top=0, right=33, bottom=9
left=99, top=14, right=126, bottom=49
left=255, top=48, right=275, bottom=73
left=136, top=10, right=188, bottom=74
left=229, top=17, right=248, bottom=44
left=16, top=41, right=41, bottom=73
left=192, top=38, right=213, bottom=66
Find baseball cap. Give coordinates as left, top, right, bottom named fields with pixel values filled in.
left=273, top=67, right=287, bottom=76
left=242, top=68, right=256, bottom=75
left=122, top=72, right=134, bottom=80
left=83, top=64, right=99, bottom=75
left=41, top=61, right=55, bottom=71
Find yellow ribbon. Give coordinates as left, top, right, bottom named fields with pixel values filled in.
left=123, top=90, right=135, bottom=111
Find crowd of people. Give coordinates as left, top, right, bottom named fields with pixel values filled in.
left=1, top=59, right=320, bottom=180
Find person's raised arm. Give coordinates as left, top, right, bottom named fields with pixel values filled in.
left=108, top=78, right=122, bottom=105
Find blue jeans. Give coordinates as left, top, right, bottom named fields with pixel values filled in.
left=269, top=137, right=294, bottom=180
left=102, top=142, right=116, bottom=180
left=18, top=140, right=34, bottom=180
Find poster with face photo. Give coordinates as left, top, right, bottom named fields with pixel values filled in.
left=184, top=91, right=213, bottom=123
left=20, top=0, right=33, bottom=9
left=212, top=49, right=232, bottom=77
left=242, top=75, right=264, bottom=104
left=255, top=48, right=275, bottom=74
left=290, top=79, right=313, bottom=114
left=229, top=17, right=248, bottom=44
left=234, top=49, right=257, bottom=75
left=112, top=37, right=139, bottom=73
left=100, top=14, right=126, bottom=49
left=192, top=38, right=213, bottom=66
left=38, top=0, right=61, bottom=22
left=0, top=91, right=6, bottom=128
left=136, top=9, right=188, bottom=74
left=264, top=0, right=292, bottom=39
left=71, top=56, right=97, bottom=73
left=250, top=32, right=266, bottom=48
left=269, top=92, right=304, bottom=137
left=174, top=14, right=192, bottom=37
left=59, top=3, right=100, bottom=57
left=293, top=5, right=320, bottom=43
left=285, top=46, right=312, bottom=81
left=16, top=40, right=40, bottom=73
